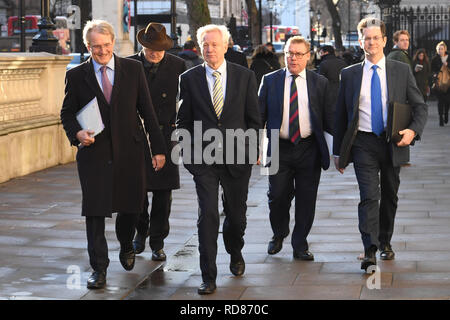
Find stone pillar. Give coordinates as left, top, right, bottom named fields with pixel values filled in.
left=0, top=53, right=74, bottom=183
left=91, top=0, right=135, bottom=56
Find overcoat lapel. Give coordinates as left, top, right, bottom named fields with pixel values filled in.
left=83, top=58, right=108, bottom=105
left=109, top=54, right=122, bottom=107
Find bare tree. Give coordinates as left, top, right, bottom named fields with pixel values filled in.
left=185, top=0, right=211, bottom=45
left=245, top=0, right=260, bottom=46
left=324, top=0, right=343, bottom=49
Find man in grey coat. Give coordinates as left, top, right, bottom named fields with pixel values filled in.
left=333, top=18, right=427, bottom=271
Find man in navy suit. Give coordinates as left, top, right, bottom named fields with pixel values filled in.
left=259, top=36, right=334, bottom=261
left=333, top=18, right=427, bottom=271
left=177, top=24, right=261, bottom=295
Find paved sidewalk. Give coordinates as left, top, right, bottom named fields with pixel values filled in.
left=1, top=101, right=450, bottom=300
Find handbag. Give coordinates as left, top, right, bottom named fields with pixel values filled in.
left=436, top=64, right=450, bottom=92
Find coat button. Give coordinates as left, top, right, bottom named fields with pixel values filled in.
left=108, top=160, right=112, bottom=165
left=162, top=93, right=167, bottom=98
left=218, top=123, right=222, bottom=127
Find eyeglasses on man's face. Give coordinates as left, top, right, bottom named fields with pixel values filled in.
left=362, top=36, right=384, bottom=42
left=90, top=43, right=113, bottom=51
left=285, top=51, right=309, bottom=59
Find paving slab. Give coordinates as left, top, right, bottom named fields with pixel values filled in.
left=1, top=100, right=450, bottom=301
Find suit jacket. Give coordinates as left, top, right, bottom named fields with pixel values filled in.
left=333, top=58, right=428, bottom=168
left=60, top=55, right=166, bottom=217
left=259, top=68, right=334, bottom=170
left=176, top=62, right=262, bottom=178
left=128, top=51, right=186, bottom=190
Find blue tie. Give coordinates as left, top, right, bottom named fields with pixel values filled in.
left=371, top=65, right=384, bottom=136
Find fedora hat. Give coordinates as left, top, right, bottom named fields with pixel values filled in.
left=137, top=22, right=173, bottom=51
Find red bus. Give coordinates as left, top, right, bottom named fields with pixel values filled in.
left=7, top=15, right=40, bottom=37
left=263, top=25, right=300, bottom=43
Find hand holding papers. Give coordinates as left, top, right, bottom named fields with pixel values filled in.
left=76, top=97, right=104, bottom=147
left=76, top=97, right=104, bottom=136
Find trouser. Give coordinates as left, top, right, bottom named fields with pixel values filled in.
left=193, top=165, right=251, bottom=283
left=135, top=190, right=172, bottom=251
left=86, top=213, right=138, bottom=272
left=351, top=131, right=401, bottom=250
left=268, top=137, right=321, bottom=252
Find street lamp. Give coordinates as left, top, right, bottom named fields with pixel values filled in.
left=317, top=9, right=321, bottom=47
left=29, top=0, right=60, bottom=54
left=309, top=7, right=315, bottom=49
left=375, top=0, right=401, bottom=52
left=268, top=0, right=274, bottom=43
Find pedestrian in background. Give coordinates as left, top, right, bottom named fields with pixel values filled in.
left=318, top=45, right=348, bottom=105
left=431, top=41, right=450, bottom=126
left=128, top=22, right=186, bottom=262
left=387, top=30, right=413, bottom=71
left=60, top=20, right=166, bottom=289
left=225, top=36, right=249, bottom=68
left=412, top=48, right=431, bottom=102
left=250, top=44, right=281, bottom=87
left=178, top=40, right=203, bottom=69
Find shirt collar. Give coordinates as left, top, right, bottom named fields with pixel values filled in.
left=204, top=60, right=227, bottom=76
left=285, top=67, right=307, bottom=80
left=364, top=55, right=386, bottom=71
left=92, top=55, right=115, bottom=73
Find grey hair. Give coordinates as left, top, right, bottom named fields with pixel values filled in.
left=196, top=24, right=230, bottom=46
left=83, top=20, right=115, bottom=48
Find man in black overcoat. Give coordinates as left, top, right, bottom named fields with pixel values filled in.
left=128, top=22, right=186, bottom=261
left=60, top=20, right=166, bottom=289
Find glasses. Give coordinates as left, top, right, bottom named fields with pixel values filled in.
left=362, top=36, right=384, bottom=42
left=90, top=43, right=113, bottom=51
left=285, top=51, right=309, bottom=59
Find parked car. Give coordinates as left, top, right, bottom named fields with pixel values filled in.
left=66, top=53, right=90, bottom=70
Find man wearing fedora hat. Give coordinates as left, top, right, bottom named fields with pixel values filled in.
left=128, top=22, right=186, bottom=262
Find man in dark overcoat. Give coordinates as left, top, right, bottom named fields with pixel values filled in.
left=128, top=22, right=186, bottom=261
left=60, top=20, right=166, bottom=289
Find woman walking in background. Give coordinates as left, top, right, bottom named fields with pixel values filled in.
left=412, top=48, right=431, bottom=102
left=431, top=41, right=450, bottom=126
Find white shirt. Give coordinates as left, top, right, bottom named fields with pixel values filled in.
left=358, top=56, right=388, bottom=132
left=205, top=60, right=227, bottom=106
left=92, top=57, right=115, bottom=91
left=280, top=68, right=312, bottom=139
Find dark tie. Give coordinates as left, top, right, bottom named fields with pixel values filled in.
left=371, top=65, right=383, bottom=135
left=289, top=74, right=301, bottom=144
left=101, top=66, right=112, bottom=104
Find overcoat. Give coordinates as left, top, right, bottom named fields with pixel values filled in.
left=128, top=51, right=186, bottom=190
left=60, top=55, right=166, bottom=217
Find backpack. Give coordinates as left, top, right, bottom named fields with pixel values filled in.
left=437, top=64, right=450, bottom=92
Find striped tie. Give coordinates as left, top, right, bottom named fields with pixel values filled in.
left=289, top=74, right=301, bottom=144
left=212, top=71, right=224, bottom=118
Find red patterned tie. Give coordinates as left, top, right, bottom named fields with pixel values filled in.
left=101, top=66, right=112, bottom=104
left=289, top=74, right=300, bottom=144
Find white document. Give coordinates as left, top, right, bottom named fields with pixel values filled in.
left=76, top=97, right=104, bottom=136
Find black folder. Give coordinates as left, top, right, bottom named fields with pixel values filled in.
left=388, top=102, right=412, bottom=144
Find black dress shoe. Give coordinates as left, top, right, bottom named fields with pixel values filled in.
left=361, top=246, right=377, bottom=271
left=230, top=257, right=245, bottom=276
left=152, top=249, right=167, bottom=261
left=87, top=271, right=106, bottom=289
left=380, top=244, right=395, bottom=260
left=197, top=282, right=217, bottom=295
left=267, top=237, right=283, bottom=255
left=133, top=232, right=147, bottom=254
left=293, top=250, right=314, bottom=261
left=119, top=249, right=135, bottom=271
